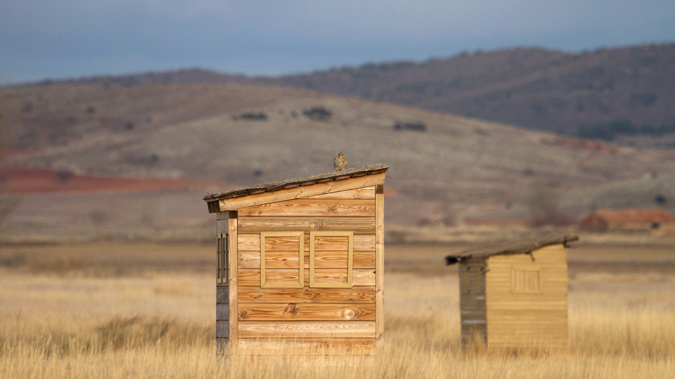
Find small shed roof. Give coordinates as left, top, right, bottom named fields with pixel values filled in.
left=585, top=209, right=674, bottom=224
left=445, top=235, right=578, bottom=265
left=203, top=164, right=388, bottom=213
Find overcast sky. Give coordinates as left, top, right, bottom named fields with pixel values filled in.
left=1, top=0, right=674, bottom=84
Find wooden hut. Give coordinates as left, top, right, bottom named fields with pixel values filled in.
left=203, top=164, right=388, bottom=355
left=445, top=235, right=578, bottom=349
left=580, top=209, right=674, bottom=233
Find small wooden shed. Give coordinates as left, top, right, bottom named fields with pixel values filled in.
left=445, top=235, right=578, bottom=349
left=203, top=164, right=388, bottom=355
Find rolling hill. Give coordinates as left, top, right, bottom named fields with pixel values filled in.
left=3, top=79, right=675, bottom=242
left=12, top=43, right=675, bottom=147
left=256, top=44, right=675, bottom=143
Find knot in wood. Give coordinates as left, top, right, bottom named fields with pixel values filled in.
left=284, top=303, right=298, bottom=315
left=342, top=308, right=356, bottom=320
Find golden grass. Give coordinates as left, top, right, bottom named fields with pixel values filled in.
left=0, top=242, right=674, bottom=378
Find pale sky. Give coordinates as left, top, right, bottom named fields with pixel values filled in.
left=1, top=0, right=674, bottom=84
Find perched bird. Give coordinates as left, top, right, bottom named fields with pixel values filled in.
left=333, top=152, right=348, bottom=172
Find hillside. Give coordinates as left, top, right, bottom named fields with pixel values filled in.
left=13, top=44, right=675, bottom=147
left=3, top=80, right=675, bottom=239
left=255, top=44, right=675, bottom=143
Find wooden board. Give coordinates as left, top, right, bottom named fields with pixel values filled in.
left=239, top=199, right=375, bottom=217
left=260, top=232, right=304, bottom=289
left=238, top=217, right=376, bottom=233
left=238, top=268, right=376, bottom=287
left=375, top=185, right=384, bottom=341
left=310, top=231, right=353, bottom=289
left=236, top=338, right=376, bottom=356
left=228, top=213, right=239, bottom=348
left=239, top=251, right=375, bottom=269
left=238, top=303, right=376, bottom=321
left=485, top=245, right=568, bottom=349
left=217, top=173, right=385, bottom=211
left=238, top=287, right=376, bottom=304
left=308, top=187, right=376, bottom=200
left=238, top=321, right=376, bottom=338
left=239, top=233, right=375, bottom=252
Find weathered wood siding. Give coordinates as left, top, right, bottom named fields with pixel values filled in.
left=235, top=187, right=379, bottom=352
left=485, top=245, right=568, bottom=349
left=458, top=258, right=487, bottom=345
left=215, top=212, right=231, bottom=355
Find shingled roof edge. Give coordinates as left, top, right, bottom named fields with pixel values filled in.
left=203, top=164, right=389, bottom=202
left=445, top=235, right=579, bottom=265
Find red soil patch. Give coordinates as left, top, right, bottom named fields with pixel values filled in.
left=0, top=169, right=227, bottom=195
left=464, top=218, right=528, bottom=227
left=541, top=136, right=618, bottom=154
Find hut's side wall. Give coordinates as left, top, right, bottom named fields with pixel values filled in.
left=215, top=213, right=229, bottom=355
left=458, top=258, right=487, bottom=345
left=234, top=186, right=378, bottom=354
left=485, top=245, right=568, bottom=349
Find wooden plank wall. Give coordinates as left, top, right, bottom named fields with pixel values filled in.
left=458, top=258, right=487, bottom=345
left=485, top=245, right=569, bottom=349
left=235, top=186, right=378, bottom=353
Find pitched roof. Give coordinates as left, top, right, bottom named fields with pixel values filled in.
left=588, top=209, right=674, bottom=223
left=445, top=235, right=578, bottom=265
left=203, top=164, right=388, bottom=202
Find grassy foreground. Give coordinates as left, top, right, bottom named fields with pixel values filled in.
left=0, top=242, right=673, bottom=378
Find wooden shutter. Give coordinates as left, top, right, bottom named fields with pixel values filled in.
left=310, top=231, right=354, bottom=288
left=260, top=232, right=304, bottom=288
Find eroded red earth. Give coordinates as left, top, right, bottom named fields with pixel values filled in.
left=0, top=169, right=226, bottom=194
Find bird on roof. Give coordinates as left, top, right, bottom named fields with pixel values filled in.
left=333, top=152, right=348, bottom=172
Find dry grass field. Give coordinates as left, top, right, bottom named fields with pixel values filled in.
left=0, top=241, right=674, bottom=378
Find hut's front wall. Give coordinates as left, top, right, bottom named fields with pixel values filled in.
left=485, top=245, right=568, bottom=349
left=233, top=186, right=380, bottom=354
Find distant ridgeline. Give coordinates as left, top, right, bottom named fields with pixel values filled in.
left=578, top=119, right=675, bottom=141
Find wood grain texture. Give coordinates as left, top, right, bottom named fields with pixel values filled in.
left=485, top=245, right=568, bottom=349
left=218, top=173, right=385, bottom=211
left=238, top=321, right=376, bottom=338
left=228, top=214, right=239, bottom=346
left=310, top=231, right=353, bottom=288
left=239, top=233, right=375, bottom=252
left=261, top=232, right=304, bottom=289
left=238, top=287, right=376, bottom=304
left=238, top=251, right=375, bottom=269
left=308, top=187, right=375, bottom=200
left=236, top=338, right=376, bottom=356
left=238, top=303, right=376, bottom=321
left=239, top=199, right=375, bottom=217
left=238, top=268, right=375, bottom=287
left=238, top=217, right=375, bottom=233
left=375, top=184, right=385, bottom=340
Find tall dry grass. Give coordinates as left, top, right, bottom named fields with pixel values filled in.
left=1, top=306, right=673, bottom=378
left=1, top=243, right=674, bottom=378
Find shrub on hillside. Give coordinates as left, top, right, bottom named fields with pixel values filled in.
left=302, top=107, right=332, bottom=121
